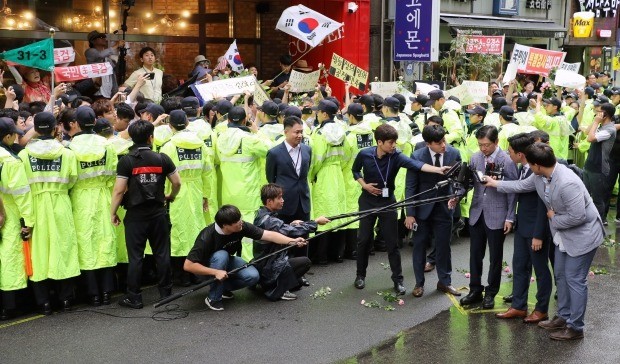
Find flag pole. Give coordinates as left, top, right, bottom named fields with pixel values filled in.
left=268, top=46, right=316, bottom=92
left=49, top=28, right=55, bottom=92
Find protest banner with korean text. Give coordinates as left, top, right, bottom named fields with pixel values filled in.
left=54, top=62, right=113, bottom=82
left=328, top=53, right=368, bottom=91
left=509, top=43, right=565, bottom=77
left=463, top=35, right=504, bottom=55
left=191, top=76, right=257, bottom=102
left=288, top=70, right=320, bottom=93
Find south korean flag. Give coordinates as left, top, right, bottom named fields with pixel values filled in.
left=276, top=4, right=343, bottom=47
left=224, top=40, right=244, bottom=73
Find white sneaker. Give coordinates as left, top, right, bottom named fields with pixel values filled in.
left=280, top=291, right=297, bottom=301
left=204, top=297, right=224, bottom=311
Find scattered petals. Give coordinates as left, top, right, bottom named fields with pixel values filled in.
left=398, top=299, right=405, bottom=306
left=504, top=266, right=511, bottom=273
left=360, top=299, right=366, bottom=305
left=588, top=271, right=595, bottom=277
left=530, top=276, right=535, bottom=282
left=465, top=273, right=471, bottom=278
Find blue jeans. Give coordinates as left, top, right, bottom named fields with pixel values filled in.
left=208, top=250, right=260, bottom=302
left=555, top=247, right=597, bottom=332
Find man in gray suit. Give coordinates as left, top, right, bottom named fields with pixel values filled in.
left=485, top=143, right=604, bottom=340
left=459, top=125, right=518, bottom=309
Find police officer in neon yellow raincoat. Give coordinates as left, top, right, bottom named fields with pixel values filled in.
left=18, top=112, right=79, bottom=311
left=69, top=107, right=118, bottom=304
left=0, top=118, right=34, bottom=318
left=160, top=111, right=213, bottom=280
left=216, top=107, right=270, bottom=262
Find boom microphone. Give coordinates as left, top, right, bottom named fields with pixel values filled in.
left=456, top=162, right=469, bottom=184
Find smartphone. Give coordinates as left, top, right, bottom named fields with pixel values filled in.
left=302, top=107, right=313, bottom=115
left=145, top=72, right=155, bottom=80
left=55, top=98, right=63, bottom=107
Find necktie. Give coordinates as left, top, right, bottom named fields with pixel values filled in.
left=520, top=167, right=528, bottom=180
left=434, top=153, right=441, bottom=167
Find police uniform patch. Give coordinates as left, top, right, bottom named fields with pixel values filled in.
left=204, top=136, right=213, bottom=148
left=356, top=134, right=372, bottom=148
left=79, top=152, right=107, bottom=169
left=29, top=156, right=62, bottom=172
left=177, top=147, right=202, bottom=161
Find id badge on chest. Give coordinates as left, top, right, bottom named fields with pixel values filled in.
left=382, top=188, right=389, bottom=198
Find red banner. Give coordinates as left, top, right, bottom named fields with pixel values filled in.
left=54, top=62, right=113, bottom=82
left=464, top=35, right=504, bottom=55
left=524, top=47, right=565, bottom=76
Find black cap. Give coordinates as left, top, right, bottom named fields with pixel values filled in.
left=169, top=109, right=187, bottom=127
left=592, top=83, right=601, bottom=90
left=284, top=106, right=302, bottom=118
left=409, top=94, right=429, bottom=106
left=141, top=103, right=165, bottom=119
left=359, top=94, right=374, bottom=110
left=277, top=103, right=289, bottom=115
left=593, top=95, right=610, bottom=107
left=448, top=95, right=461, bottom=104
left=34, top=112, right=57, bottom=130
left=584, top=87, right=595, bottom=98
left=181, top=96, right=200, bottom=109
left=75, top=106, right=96, bottom=128
left=383, top=96, right=400, bottom=110
left=213, top=100, right=233, bottom=115
left=610, top=87, right=620, bottom=96
left=311, top=100, right=339, bottom=115
left=425, top=89, right=444, bottom=107
left=392, top=94, right=407, bottom=112
left=346, top=103, right=364, bottom=120
left=93, top=118, right=113, bottom=134
left=542, top=97, right=562, bottom=109
left=0, top=117, right=19, bottom=136
left=564, top=92, right=578, bottom=100
left=466, top=106, right=487, bottom=117
left=87, top=30, right=106, bottom=43
left=499, top=106, right=515, bottom=121
left=516, top=97, right=529, bottom=111
left=228, top=106, right=246, bottom=123
left=258, top=101, right=279, bottom=118
left=491, top=97, right=507, bottom=110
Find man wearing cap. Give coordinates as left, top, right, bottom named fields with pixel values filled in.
left=111, top=120, right=181, bottom=309
left=268, top=55, right=293, bottom=94
left=486, top=97, right=507, bottom=129
left=85, top=30, right=124, bottom=99
left=213, top=99, right=234, bottom=134
left=0, top=118, right=34, bottom=320
left=68, top=106, right=119, bottom=306
left=409, top=94, right=433, bottom=131
left=19, top=112, right=80, bottom=314
left=533, top=94, right=573, bottom=161
left=464, top=106, right=487, bottom=162
left=257, top=101, right=282, bottom=141
left=308, top=100, right=351, bottom=264
left=139, top=104, right=169, bottom=151
left=189, top=55, right=210, bottom=79
left=514, top=96, right=535, bottom=127
left=359, top=94, right=381, bottom=125
left=160, top=110, right=213, bottom=286
left=498, top=105, right=535, bottom=151
left=216, top=106, right=269, bottom=262
left=426, top=89, right=465, bottom=147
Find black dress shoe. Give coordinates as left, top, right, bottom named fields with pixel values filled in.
left=482, top=295, right=495, bottom=309
left=460, top=291, right=483, bottom=306
left=1, top=308, right=15, bottom=320
left=118, top=297, right=143, bottom=309
left=62, top=300, right=72, bottom=312
left=503, top=294, right=513, bottom=303
left=394, top=283, right=406, bottom=296
left=301, top=276, right=310, bottom=286
left=90, top=295, right=101, bottom=307
left=335, top=257, right=344, bottom=263
left=354, top=276, right=365, bottom=289
left=102, top=292, right=111, bottom=305
left=41, top=302, right=52, bottom=316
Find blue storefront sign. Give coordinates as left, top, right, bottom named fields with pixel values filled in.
left=394, top=0, right=439, bottom=62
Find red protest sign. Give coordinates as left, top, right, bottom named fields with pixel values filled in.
left=464, top=35, right=504, bottom=55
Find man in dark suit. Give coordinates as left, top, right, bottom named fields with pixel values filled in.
left=495, top=133, right=552, bottom=323
left=405, top=125, right=462, bottom=297
left=265, top=116, right=312, bottom=258
left=460, top=125, right=518, bottom=309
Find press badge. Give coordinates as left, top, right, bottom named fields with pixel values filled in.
left=382, top=188, right=389, bottom=198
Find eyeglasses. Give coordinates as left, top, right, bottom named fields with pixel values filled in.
left=478, top=142, right=495, bottom=148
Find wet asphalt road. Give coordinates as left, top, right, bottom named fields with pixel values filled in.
left=1, top=222, right=619, bottom=364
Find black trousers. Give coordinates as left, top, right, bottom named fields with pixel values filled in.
left=82, top=267, right=115, bottom=296
left=412, top=204, right=453, bottom=288
left=469, top=213, right=506, bottom=296
left=356, top=193, right=402, bottom=283
left=31, top=279, right=74, bottom=305
left=262, top=257, right=311, bottom=301
left=124, top=214, right=172, bottom=301
left=605, top=159, right=620, bottom=219
left=279, top=200, right=311, bottom=258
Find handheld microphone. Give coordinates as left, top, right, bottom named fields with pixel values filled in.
left=456, top=162, right=469, bottom=184
left=443, top=162, right=461, bottom=179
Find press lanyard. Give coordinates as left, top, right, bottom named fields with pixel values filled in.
left=372, top=147, right=391, bottom=193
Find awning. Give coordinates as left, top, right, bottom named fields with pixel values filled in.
left=440, top=13, right=567, bottom=39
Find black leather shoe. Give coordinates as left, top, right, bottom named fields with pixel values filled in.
left=118, top=297, right=143, bottom=309
left=354, top=276, right=365, bottom=289
left=1, top=308, right=15, bottom=320
left=41, top=302, right=52, bottom=316
left=482, top=295, right=495, bottom=309
left=301, top=276, right=310, bottom=286
left=90, top=295, right=101, bottom=307
left=62, top=299, right=72, bottom=312
left=335, top=257, right=344, bottom=263
left=102, top=292, right=111, bottom=305
left=394, top=282, right=406, bottom=296
left=460, top=291, right=483, bottom=306
left=503, top=294, right=513, bottom=303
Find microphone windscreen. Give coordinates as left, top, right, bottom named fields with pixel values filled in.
left=456, top=162, right=469, bottom=183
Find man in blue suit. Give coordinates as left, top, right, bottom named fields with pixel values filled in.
left=266, top=116, right=312, bottom=263
left=460, top=125, right=518, bottom=309
left=495, top=133, right=552, bottom=323
left=405, top=125, right=462, bottom=297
